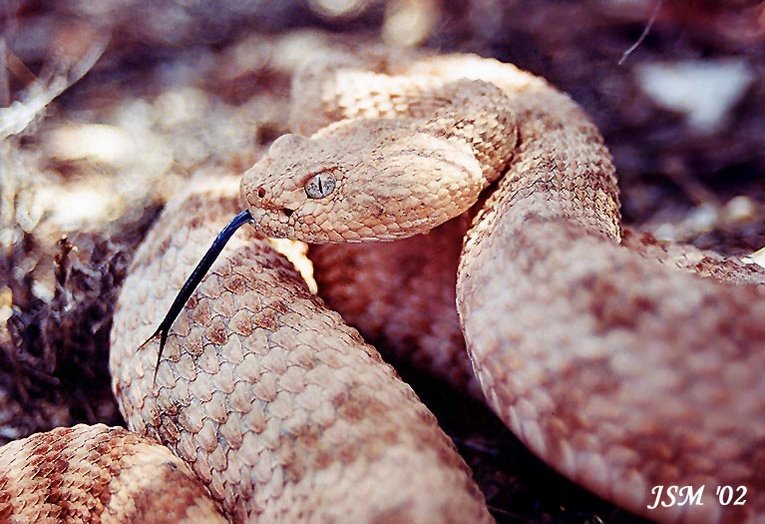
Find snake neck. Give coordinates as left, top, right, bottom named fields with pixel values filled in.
left=474, top=82, right=622, bottom=250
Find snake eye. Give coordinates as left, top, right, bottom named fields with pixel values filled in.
left=304, top=171, right=336, bottom=199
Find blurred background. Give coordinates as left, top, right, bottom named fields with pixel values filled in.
left=1, top=1, right=764, bottom=522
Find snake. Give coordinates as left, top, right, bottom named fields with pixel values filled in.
left=2, top=46, right=764, bottom=523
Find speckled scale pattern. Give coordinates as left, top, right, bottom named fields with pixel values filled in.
left=0, top=424, right=225, bottom=523
left=9, top=47, right=765, bottom=524
left=110, top=178, right=492, bottom=522
left=253, top=49, right=765, bottom=523
left=309, top=209, right=483, bottom=398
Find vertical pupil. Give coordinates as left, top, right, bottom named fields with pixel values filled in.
left=305, top=172, right=335, bottom=198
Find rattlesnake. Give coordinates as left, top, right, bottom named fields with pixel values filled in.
left=2, top=46, right=764, bottom=523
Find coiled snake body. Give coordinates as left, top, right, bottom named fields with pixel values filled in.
left=2, top=47, right=764, bottom=523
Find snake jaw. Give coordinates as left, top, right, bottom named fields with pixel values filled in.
left=243, top=206, right=290, bottom=239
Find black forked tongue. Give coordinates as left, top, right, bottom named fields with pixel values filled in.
left=141, top=209, right=253, bottom=382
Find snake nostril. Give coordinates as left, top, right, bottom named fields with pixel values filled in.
left=283, top=208, right=294, bottom=218
left=257, top=187, right=266, bottom=198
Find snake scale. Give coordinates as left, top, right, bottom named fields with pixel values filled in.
left=2, top=46, right=764, bottom=523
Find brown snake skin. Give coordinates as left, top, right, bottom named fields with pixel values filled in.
left=109, top=179, right=490, bottom=522
left=240, top=49, right=765, bottom=523
left=0, top=424, right=224, bottom=522
left=2, top=47, right=764, bottom=522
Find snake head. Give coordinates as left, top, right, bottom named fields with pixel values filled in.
left=241, top=120, right=486, bottom=243
left=241, top=133, right=345, bottom=242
